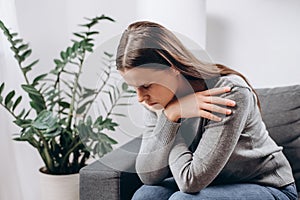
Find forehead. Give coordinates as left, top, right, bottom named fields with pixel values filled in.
left=120, top=67, right=169, bottom=87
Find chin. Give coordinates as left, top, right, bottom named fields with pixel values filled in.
left=151, top=104, right=164, bottom=110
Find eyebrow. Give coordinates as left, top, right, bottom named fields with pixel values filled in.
left=127, top=82, right=150, bottom=88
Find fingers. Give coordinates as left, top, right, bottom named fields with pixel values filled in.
left=199, top=110, right=222, bottom=122
left=201, top=103, right=232, bottom=115
left=172, top=87, right=236, bottom=121
left=200, top=86, right=231, bottom=96
left=202, top=96, right=236, bottom=107
left=197, top=87, right=236, bottom=107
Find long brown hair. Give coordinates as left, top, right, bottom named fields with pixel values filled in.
left=116, top=21, right=260, bottom=108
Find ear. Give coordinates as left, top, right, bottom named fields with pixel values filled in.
left=170, top=66, right=180, bottom=75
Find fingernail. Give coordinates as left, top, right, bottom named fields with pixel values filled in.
left=226, top=109, right=232, bottom=114
left=225, top=87, right=231, bottom=92
left=230, top=101, right=236, bottom=106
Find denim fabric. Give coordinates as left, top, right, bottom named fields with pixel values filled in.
left=131, top=177, right=298, bottom=200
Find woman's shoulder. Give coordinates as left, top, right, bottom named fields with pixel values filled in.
left=211, top=74, right=252, bottom=91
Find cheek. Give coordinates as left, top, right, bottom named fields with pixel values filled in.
left=155, top=87, right=175, bottom=103
left=162, top=75, right=179, bottom=94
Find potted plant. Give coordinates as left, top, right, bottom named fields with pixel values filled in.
left=0, top=15, right=134, bottom=200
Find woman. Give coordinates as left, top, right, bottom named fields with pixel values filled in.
left=116, top=21, right=297, bottom=199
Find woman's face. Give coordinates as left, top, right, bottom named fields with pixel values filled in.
left=120, top=67, right=180, bottom=110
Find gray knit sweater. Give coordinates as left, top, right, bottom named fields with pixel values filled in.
left=136, top=74, right=294, bottom=193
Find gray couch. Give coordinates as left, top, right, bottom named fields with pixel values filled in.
left=80, top=85, right=300, bottom=200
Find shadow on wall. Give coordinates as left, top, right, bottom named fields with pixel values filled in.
left=206, top=14, right=230, bottom=64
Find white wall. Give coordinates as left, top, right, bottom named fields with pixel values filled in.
left=137, top=0, right=206, bottom=48
left=1, top=1, right=300, bottom=199
left=1, top=1, right=139, bottom=200
left=206, top=0, right=300, bottom=88
left=15, top=0, right=139, bottom=74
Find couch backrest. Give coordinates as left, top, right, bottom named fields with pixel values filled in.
left=256, top=85, right=300, bottom=192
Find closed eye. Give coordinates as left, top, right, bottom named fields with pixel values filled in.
left=142, top=84, right=151, bottom=89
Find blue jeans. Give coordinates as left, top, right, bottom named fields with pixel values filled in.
left=132, top=177, right=298, bottom=200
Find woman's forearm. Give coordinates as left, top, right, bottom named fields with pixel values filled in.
left=136, top=111, right=181, bottom=184
left=168, top=87, right=251, bottom=193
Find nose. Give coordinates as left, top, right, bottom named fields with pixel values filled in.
left=136, top=88, right=149, bottom=102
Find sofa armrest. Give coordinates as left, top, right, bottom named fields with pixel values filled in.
left=80, top=137, right=143, bottom=200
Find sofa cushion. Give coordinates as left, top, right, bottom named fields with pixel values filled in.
left=256, top=85, right=300, bottom=192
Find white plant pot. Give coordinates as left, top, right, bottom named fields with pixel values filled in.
left=39, top=169, right=79, bottom=200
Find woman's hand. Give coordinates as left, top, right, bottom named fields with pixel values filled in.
left=164, top=87, right=236, bottom=122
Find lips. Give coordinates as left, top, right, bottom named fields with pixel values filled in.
left=146, top=102, right=157, bottom=106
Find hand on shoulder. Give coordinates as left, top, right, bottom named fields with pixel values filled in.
left=164, top=87, right=236, bottom=122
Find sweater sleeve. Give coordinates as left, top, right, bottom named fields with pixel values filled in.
left=168, top=86, right=253, bottom=193
left=135, top=107, right=181, bottom=184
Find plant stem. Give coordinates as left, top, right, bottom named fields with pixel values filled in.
left=83, top=60, right=113, bottom=121
left=33, top=128, right=54, bottom=171
left=66, top=53, right=85, bottom=130
left=60, top=139, right=82, bottom=171
left=105, top=90, right=123, bottom=120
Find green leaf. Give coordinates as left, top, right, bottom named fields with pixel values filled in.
left=93, top=143, right=100, bottom=155
left=29, top=101, right=44, bottom=114
left=6, top=101, right=13, bottom=110
left=99, top=133, right=117, bottom=144
left=10, top=46, right=17, bottom=53
left=13, top=118, right=32, bottom=128
left=12, top=38, right=23, bottom=45
left=13, top=54, right=21, bottom=63
left=110, top=113, right=126, bottom=117
left=32, top=73, right=47, bottom=85
left=85, top=38, right=94, bottom=43
left=43, top=127, right=62, bottom=138
left=0, top=83, right=4, bottom=95
left=16, top=108, right=25, bottom=118
left=116, top=103, right=131, bottom=106
left=54, top=59, right=63, bottom=65
left=96, top=15, right=115, bottom=22
left=59, top=130, right=73, bottom=148
left=104, top=51, right=113, bottom=58
left=12, top=96, right=22, bottom=111
left=21, top=84, right=41, bottom=96
left=23, top=109, right=31, bottom=119
left=22, top=86, right=47, bottom=113
left=14, top=129, right=39, bottom=148
left=21, top=66, right=32, bottom=74
left=72, top=42, right=80, bottom=52
left=60, top=51, right=67, bottom=60
left=17, top=44, right=29, bottom=51
left=10, top=32, right=18, bottom=37
left=95, top=117, right=118, bottom=131
left=13, top=136, right=28, bottom=142
left=122, top=82, right=128, bottom=91
left=81, top=15, right=115, bottom=29
left=32, top=110, right=57, bottom=129
left=76, top=100, right=93, bottom=114
left=26, top=59, right=39, bottom=67
left=86, top=116, right=92, bottom=126
left=85, top=47, right=93, bottom=52
left=94, top=116, right=103, bottom=126
left=85, top=31, right=99, bottom=36
left=58, top=101, right=70, bottom=109
left=66, top=47, right=73, bottom=56
left=20, top=49, right=32, bottom=60
left=82, top=88, right=96, bottom=98
left=5, top=90, right=15, bottom=106
left=73, top=33, right=85, bottom=39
